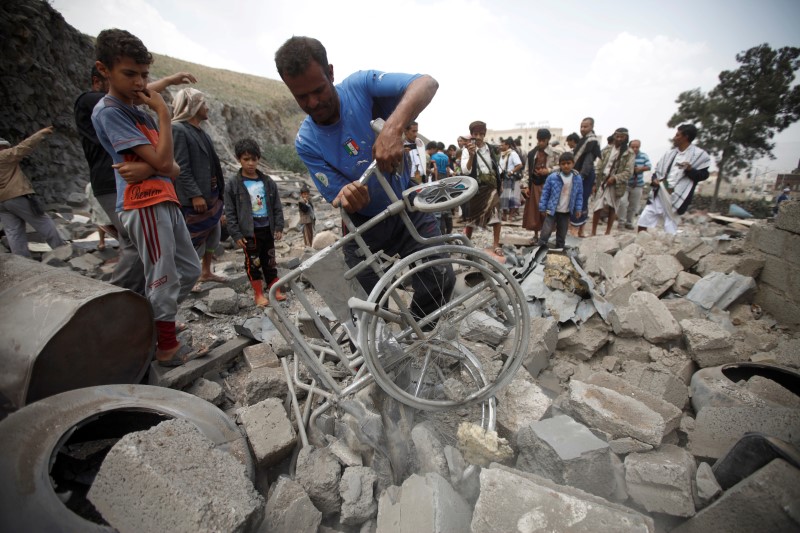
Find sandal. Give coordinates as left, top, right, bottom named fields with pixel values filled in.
left=155, top=343, right=208, bottom=367
left=197, top=274, right=226, bottom=283
left=176, top=322, right=188, bottom=333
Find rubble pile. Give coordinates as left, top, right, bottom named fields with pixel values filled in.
left=3, top=192, right=800, bottom=532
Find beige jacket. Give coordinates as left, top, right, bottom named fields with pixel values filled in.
left=0, top=130, right=49, bottom=202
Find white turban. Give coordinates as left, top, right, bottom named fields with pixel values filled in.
left=172, top=88, right=205, bottom=123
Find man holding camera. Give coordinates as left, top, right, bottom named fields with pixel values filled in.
left=460, top=120, right=503, bottom=255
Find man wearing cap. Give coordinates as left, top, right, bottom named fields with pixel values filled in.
left=522, top=128, right=560, bottom=242
left=171, top=87, right=226, bottom=286
left=0, top=127, right=66, bottom=257
left=461, top=120, right=503, bottom=255
left=774, top=187, right=791, bottom=215
left=591, top=127, right=634, bottom=236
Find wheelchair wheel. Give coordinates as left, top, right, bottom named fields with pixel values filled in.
left=359, top=245, right=529, bottom=411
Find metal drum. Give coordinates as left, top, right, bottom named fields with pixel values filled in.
left=0, top=254, right=153, bottom=411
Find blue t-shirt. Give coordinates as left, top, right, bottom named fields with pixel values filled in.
left=244, top=178, right=270, bottom=228
left=431, top=152, right=449, bottom=179
left=295, top=70, right=421, bottom=218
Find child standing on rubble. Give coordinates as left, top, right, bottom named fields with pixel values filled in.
left=298, top=183, right=315, bottom=247
left=224, top=138, right=286, bottom=307
left=537, top=152, right=583, bottom=250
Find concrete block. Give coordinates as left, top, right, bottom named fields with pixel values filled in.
left=296, top=445, right=343, bottom=516
left=585, top=251, right=616, bottom=277
left=753, top=284, right=800, bottom=331
left=521, top=316, right=558, bottom=378
left=662, top=297, right=703, bottom=323
left=496, top=377, right=552, bottom=445
left=695, top=252, right=765, bottom=279
left=516, top=414, right=622, bottom=500
left=672, top=271, right=701, bottom=296
left=672, top=459, right=800, bottom=533
left=456, top=422, right=513, bottom=467
left=87, top=419, right=263, bottom=533
left=244, top=365, right=289, bottom=405
left=376, top=473, right=471, bottom=533
left=471, top=466, right=654, bottom=533
left=760, top=254, right=800, bottom=302
left=340, top=466, right=378, bottom=526
left=577, top=234, right=620, bottom=257
left=458, top=309, right=507, bottom=345
left=775, top=198, right=800, bottom=234
left=411, top=421, right=449, bottom=479
left=207, top=287, right=239, bottom=314
left=694, top=461, right=721, bottom=509
left=632, top=254, right=684, bottom=296
left=261, top=476, right=321, bottom=533
left=243, top=342, right=280, bottom=370
left=239, top=398, right=296, bottom=468
left=185, top=377, right=224, bottom=405
left=744, top=375, right=800, bottom=408
left=606, top=281, right=638, bottom=308
left=689, top=406, right=800, bottom=459
left=746, top=222, right=787, bottom=257
left=620, top=363, right=689, bottom=409
left=609, top=437, right=653, bottom=455
left=68, top=253, right=103, bottom=271
left=585, top=372, right=682, bottom=435
left=612, top=251, right=637, bottom=279
left=629, top=291, right=682, bottom=343
left=564, top=380, right=665, bottom=447
left=556, top=316, right=610, bottom=361
left=624, top=444, right=696, bottom=517
left=442, top=445, right=480, bottom=503
left=607, top=336, right=652, bottom=363
left=674, top=238, right=713, bottom=269
left=609, top=306, right=644, bottom=337
left=686, top=271, right=757, bottom=311
left=680, top=318, right=739, bottom=368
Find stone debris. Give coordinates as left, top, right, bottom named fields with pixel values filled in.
left=496, top=376, right=553, bottom=445
left=238, top=398, right=296, bottom=468
left=376, top=473, right=472, bottom=533
left=629, top=291, right=683, bottom=343
left=340, top=466, right=379, bottom=526
left=207, top=287, right=239, bottom=314
left=411, top=421, right=449, bottom=479
left=556, top=316, right=610, bottom=360
left=242, top=342, right=280, bottom=370
left=295, top=445, right=343, bottom=516
left=693, top=461, right=722, bottom=509
left=185, top=377, right=224, bottom=406
left=624, top=444, right=697, bottom=517
left=456, top=422, right=514, bottom=467
left=88, top=419, right=264, bottom=533
left=261, top=476, right=321, bottom=533
left=680, top=318, right=737, bottom=368
left=520, top=316, right=558, bottom=378
left=632, top=254, right=684, bottom=296
left=243, top=365, right=289, bottom=405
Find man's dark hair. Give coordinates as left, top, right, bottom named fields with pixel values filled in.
left=536, top=129, right=551, bottom=141
left=275, top=36, right=329, bottom=79
left=559, top=152, right=575, bottom=163
left=447, top=144, right=457, bottom=151
left=566, top=132, right=580, bottom=143
left=95, top=29, right=152, bottom=68
left=426, top=141, right=438, bottom=150
left=582, top=117, right=595, bottom=127
left=436, top=141, right=445, bottom=151
left=607, top=135, right=615, bottom=144
left=677, top=124, right=698, bottom=143
left=90, top=65, right=103, bottom=81
left=405, top=121, right=418, bottom=130
left=235, top=138, right=261, bottom=159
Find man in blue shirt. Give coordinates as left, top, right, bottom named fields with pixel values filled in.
left=622, top=139, right=651, bottom=229
left=274, top=36, right=453, bottom=317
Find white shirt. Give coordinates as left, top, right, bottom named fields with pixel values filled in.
left=557, top=172, right=572, bottom=213
left=462, top=144, right=492, bottom=174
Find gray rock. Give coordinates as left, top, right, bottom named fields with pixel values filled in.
left=339, top=466, right=378, bottom=526
left=609, top=306, right=644, bottom=337
left=243, top=342, right=280, bottom=370
left=295, top=445, right=343, bottom=516
left=411, top=421, right=449, bottom=479
left=625, top=444, right=696, bottom=517
left=680, top=318, right=737, bottom=368
left=663, top=297, right=703, bottom=323
left=207, top=287, right=239, bottom=314
left=694, top=462, right=722, bottom=509
left=42, top=243, right=75, bottom=263
left=87, top=419, right=263, bottom=533
left=629, top=291, right=682, bottom=343
left=632, top=254, right=684, bottom=296
left=686, top=271, right=756, bottom=311
left=521, top=316, right=558, bottom=378
left=620, top=362, right=689, bottom=409
left=238, top=398, right=296, bottom=468
left=608, top=437, right=653, bottom=455
left=244, top=365, right=289, bottom=405
left=68, top=252, right=103, bottom=271
left=185, top=377, right=224, bottom=405
left=496, top=377, right=552, bottom=445
left=607, top=337, right=652, bottom=364
left=443, top=445, right=480, bottom=503
left=556, top=316, right=610, bottom=361
left=459, top=310, right=508, bottom=345
left=376, top=473, right=471, bottom=533
left=261, top=476, right=321, bottom=533
left=672, top=271, right=701, bottom=296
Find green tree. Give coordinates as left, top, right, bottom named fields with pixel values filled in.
left=669, top=44, right=800, bottom=210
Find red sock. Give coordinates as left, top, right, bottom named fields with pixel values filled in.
left=155, top=320, right=178, bottom=351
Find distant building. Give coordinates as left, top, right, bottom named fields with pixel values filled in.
left=775, top=173, right=800, bottom=193
left=485, top=125, right=568, bottom=153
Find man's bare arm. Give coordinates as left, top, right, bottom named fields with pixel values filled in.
left=147, top=71, right=197, bottom=93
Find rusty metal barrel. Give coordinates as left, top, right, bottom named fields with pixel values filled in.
left=0, top=254, right=153, bottom=411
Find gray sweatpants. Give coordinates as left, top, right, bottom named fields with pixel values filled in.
left=96, top=192, right=146, bottom=295
left=0, top=195, right=65, bottom=257
left=119, top=202, right=200, bottom=322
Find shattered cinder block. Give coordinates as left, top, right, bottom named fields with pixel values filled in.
left=516, top=414, right=624, bottom=500
left=632, top=254, right=684, bottom=296
left=672, top=271, right=701, bottom=296
left=295, top=445, right=343, bottom=516
left=609, top=306, right=644, bottom=337
left=238, top=398, right=296, bottom=468
left=620, top=362, right=689, bottom=409
left=244, top=365, right=289, bottom=405
left=262, top=476, right=321, bottom=533
left=629, top=291, right=682, bottom=343
left=521, top=316, right=558, bottom=378
left=243, top=342, right=280, bottom=370
left=663, top=298, right=703, bottom=324
left=556, top=316, right=610, bottom=361
left=496, top=377, right=553, bottom=445
left=674, top=238, right=713, bottom=269
left=207, top=287, right=239, bottom=314
left=471, top=466, right=654, bottom=533
left=339, top=466, right=378, bottom=526
left=87, top=419, right=263, bottom=533
left=672, top=459, right=800, bottom=533
left=695, top=252, right=765, bottom=279
left=458, top=310, right=507, bottom=345
left=624, top=444, right=696, bottom=517
left=411, top=421, right=449, bottom=479
left=185, top=377, right=224, bottom=405
left=680, top=318, right=738, bottom=368
left=606, top=336, right=652, bottom=364
left=377, top=473, right=472, bottom=533
left=563, top=380, right=666, bottom=447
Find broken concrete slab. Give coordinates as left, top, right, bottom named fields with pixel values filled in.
left=606, top=337, right=652, bottom=364
left=686, top=271, right=756, bottom=311
left=516, top=414, right=623, bottom=500
left=261, top=476, right=321, bottom=533
left=244, top=365, right=289, bottom=406
left=672, top=271, right=701, bottom=296
left=520, top=316, right=558, bottom=378
left=185, top=377, right=224, bottom=406
left=689, top=406, right=800, bottom=459
left=620, top=362, right=689, bottom=409
left=662, top=297, right=703, bottom=323
left=608, top=437, right=653, bottom=455
left=632, top=254, right=683, bottom=296
left=68, top=252, right=103, bottom=272
left=577, top=234, right=620, bottom=258
left=376, top=472, right=471, bottom=533
left=456, top=422, right=513, bottom=467
left=207, top=287, right=239, bottom=314
left=609, top=305, right=644, bottom=337
left=496, top=377, right=552, bottom=445
left=585, top=373, right=682, bottom=435
left=411, top=421, right=449, bottom=479
left=442, top=445, right=480, bottom=503
left=672, top=459, right=800, bottom=533
left=458, top=310, right=507, bottom=345
left=612, top=250, right=637, bottom=279
left=556, top=316, right=610, bottom=361
left=694, top=461, right=722, bottom=509
left=238, top=398, right=296, bottom=468
left=471, top=466, right=654, bottom=533
left=564, top=380, right=666, bottom=447
left=295, top=445, right=343, bottom=516
left=624, top=444, right=696, bottom=517
left=243, top=342, right=280, bottom=371
left=339, top=466, right=378, bottom=526
left=605, top=281, right=638, bottom=309
left=545, top=289, right=582, bottom=323
left=88, top=419, right=263, bottom=533
left=585, top=251, right=616, bottom=278
left=629, top=291, right=682, bottom=344
left=674, top=238, right=714, bottom=269
left=42, top=243, right=75, bottom=264
left=695, top=252, right=765, bottom=279
left=680, top=318, right=738, bottom=368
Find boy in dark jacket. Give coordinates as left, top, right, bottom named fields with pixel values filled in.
left=537, top=152, right=583, bottom=250
left=224, top=139, right=285, bottom=306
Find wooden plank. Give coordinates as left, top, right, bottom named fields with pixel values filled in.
left=149, top=335, right=254, bottom=389
left=707, top=213, right=757, bottom=227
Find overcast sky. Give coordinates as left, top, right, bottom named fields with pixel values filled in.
left=53, top=0, right=800, bottom=176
